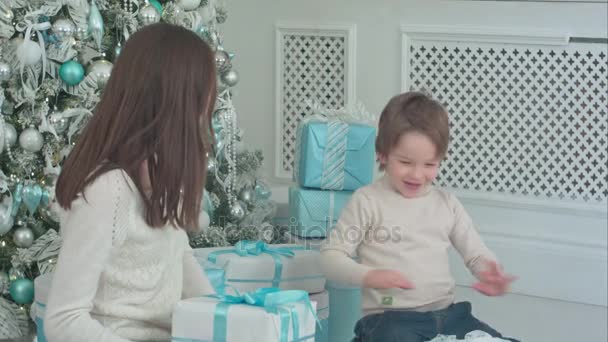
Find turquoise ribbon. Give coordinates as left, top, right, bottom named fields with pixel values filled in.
left=207, top=241, right=304, bottom=288
left=205, top=287, right=319, bottom=342
left=35, top=301, right=47, bottom=342
left=320, top=120, right=349, bottom=190
left=204, top=266, right=226, bottom=295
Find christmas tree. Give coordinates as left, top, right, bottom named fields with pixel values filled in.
left=0, top=0, right=282, bottom=336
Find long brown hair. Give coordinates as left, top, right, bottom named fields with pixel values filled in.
left=376, top=91, right=449, bottom=170
left=56, top=23, right=217, bottom=231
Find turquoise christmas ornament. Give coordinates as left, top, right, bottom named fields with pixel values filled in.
left=9, top=278, right=34, bottom=305
left=149, top=0, right=163, bottom=15
left=59, top=60, right=85, bottom=85
left=41, top=188, right=50, bottom=207
left=255, top=181, right=271, bottom=200
left=88, top=0, right=104, bottom=49
left=11, top=183, right=23, bottom=217
left=22, top=184, right=42, bottom=215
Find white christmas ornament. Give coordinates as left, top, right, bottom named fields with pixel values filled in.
left=19, top=127, right=44, bottom=152
left=17, top=39, right=42, bottom=66
left=198, top=210, right=210, bottom=231
left=178, top=0, right=202, bottom=11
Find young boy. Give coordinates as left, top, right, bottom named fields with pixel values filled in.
left=320, top=92, right=518, bottom=342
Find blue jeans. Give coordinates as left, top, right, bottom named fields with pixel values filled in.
left=353, top=302, right=520, bottom=342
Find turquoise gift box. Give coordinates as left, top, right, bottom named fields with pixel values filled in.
left=295, top=121, right=376, bottom=191
left=288, top=187, right=353, bottom=238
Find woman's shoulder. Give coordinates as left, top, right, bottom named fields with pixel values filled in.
left=79, top=168, right=137, bottom=204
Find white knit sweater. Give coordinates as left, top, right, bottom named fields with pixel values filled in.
left=44, top=169, right=214, bottom=342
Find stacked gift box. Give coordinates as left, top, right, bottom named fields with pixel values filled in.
left=172, top=241, right=325, bottom=342
left=287, top=112, right=376, bottom=341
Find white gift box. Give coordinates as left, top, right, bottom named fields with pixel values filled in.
left=171, top=295, right=317, bottom=342
left=193, top=243, right=326, bottom=293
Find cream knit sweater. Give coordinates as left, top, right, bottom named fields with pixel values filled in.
left=320, top=176, right=496, bottom=315
left=44, top=169, right=213, bottom=342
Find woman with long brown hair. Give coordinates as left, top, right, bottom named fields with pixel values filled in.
left=44, top=23, right=217, bottom=342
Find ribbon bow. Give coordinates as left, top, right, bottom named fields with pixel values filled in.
left=207, top=241, right=302, bottom=288
left=207, top=287, right=319, bottom=342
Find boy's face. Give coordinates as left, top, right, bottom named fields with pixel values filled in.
left=378, top=131, right=441, bottom=198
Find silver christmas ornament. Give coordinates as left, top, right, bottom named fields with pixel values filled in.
left=88, top=59, right=113, bottom=88
left=52, top=19, right=75, bottom=40
left=19, top=127, right=44, bottom=152
left=239, top=188, right=255, bottom=205
left=221, top=70, right=239, bottom=87
left=4, top=123, right=17, bottom=146
left=139, top=5, right=161, bottom=26
left=177, top=0, right=202, bottom=11
left=13, top=226, right=34, bottom=248
left=0, top=61, right=11, bottom=81
left=215, top=49, right=231, bottom=73
left=75, top=26, right=89, bottom=40
left=230, top=201, right=246, bottom=221
left=50, top=115, right=69, bottom=133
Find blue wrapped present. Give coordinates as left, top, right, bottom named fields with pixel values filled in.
left=294, top=120, right=376, bottom=191
left=288, top=187, right=353, bottom=238
left=310, top=291, right=329, bottom=342
left=326, top=280, right=362, bottom=342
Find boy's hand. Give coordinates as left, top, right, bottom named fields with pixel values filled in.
left=363, top=269, right=415, bottom=289
left=473, top=261, right=517, bottom=296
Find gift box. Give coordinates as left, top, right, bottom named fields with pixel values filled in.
left=203, top=263, right=227, bottom=295
left=288, top=187, right=352, bottom=238
left=310, top=291, right=329, bottom=342
left=286, top=232, right=325, bottom=251
left=172, top=288, right=318, bottom=342
left=326, top=280, right=362, bottom=342
left=33, top=273, right=53, bottom=342
left=294, top=120, right=376, bottom=191
left=194, top=241, right=325, bottom=293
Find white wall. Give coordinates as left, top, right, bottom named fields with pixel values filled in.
left=222, top=0, right=608, bottom=185
left=221, top=1, right=608, bottom=340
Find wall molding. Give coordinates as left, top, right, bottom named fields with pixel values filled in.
left=401, top=25, right=570, bottom=46
left=451, top=187, right=608, bottom=219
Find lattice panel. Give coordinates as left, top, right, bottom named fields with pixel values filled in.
left=407, top=41, right=607, bottom=203
left=279, top=33, right=347, bottom=175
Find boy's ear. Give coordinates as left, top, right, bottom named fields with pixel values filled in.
left=376, top=153, right=387, bottom=166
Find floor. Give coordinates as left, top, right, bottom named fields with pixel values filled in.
left=455, top=286, right=608, bottom=342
